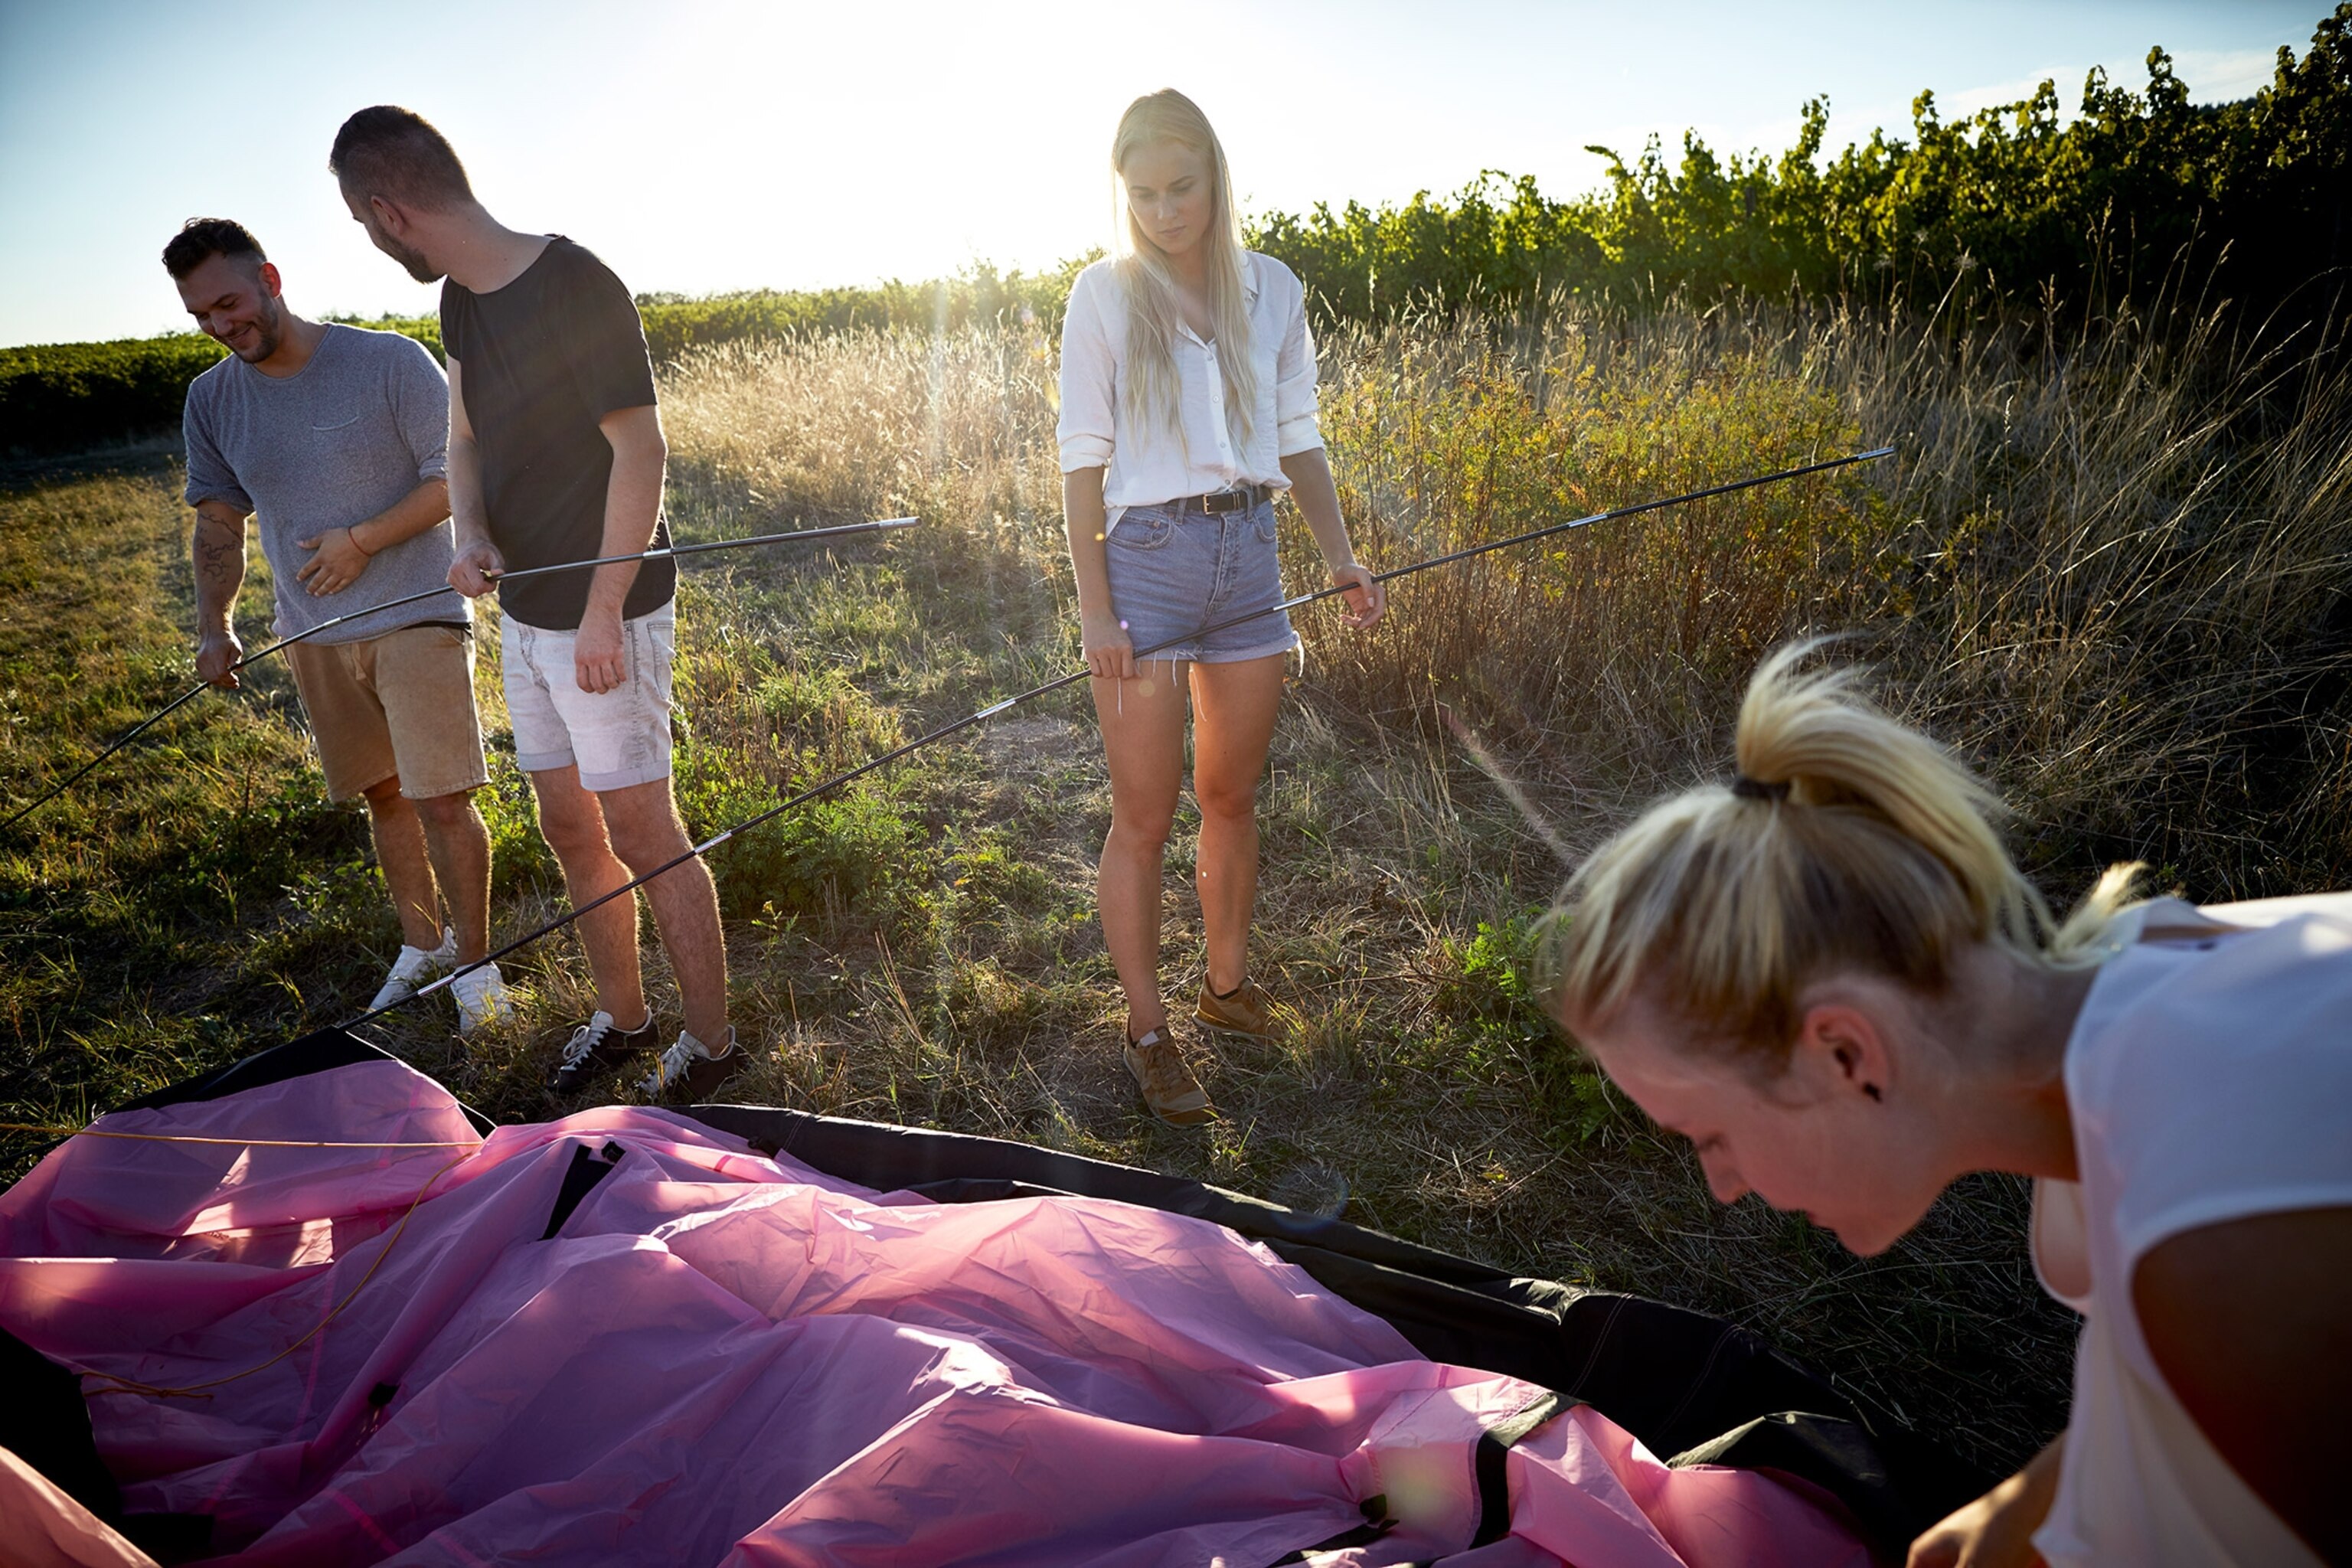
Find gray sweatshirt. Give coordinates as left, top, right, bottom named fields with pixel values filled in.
left=183, top=324, right=462, bottom=645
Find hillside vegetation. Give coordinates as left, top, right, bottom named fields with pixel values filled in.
left=1263, top=8, right=2350, bottom=320
left=8, top=5, right=2344, bottom=455
left=0, top=266, right=1083, bottom=458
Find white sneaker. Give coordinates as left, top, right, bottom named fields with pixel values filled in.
left=449, top=962, right=514, bottom=1037
left=547, top=1009, right=660, bottom=1094
left=637, top=1026, right=743, bottom=1100
left=370, top=927, right=458, bottom=1011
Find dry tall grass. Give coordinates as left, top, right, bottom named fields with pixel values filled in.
left=665, top=292, right=2352, bottom=900
left=662, top=321, right=1070, bottom=582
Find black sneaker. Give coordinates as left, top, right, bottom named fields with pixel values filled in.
left=637, top=1027, right=744, bottom=1101
left=547, top=1010, right=661, bottom=1095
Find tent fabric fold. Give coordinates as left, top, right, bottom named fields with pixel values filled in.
left=0, top=1031, right=1952, bottom=1565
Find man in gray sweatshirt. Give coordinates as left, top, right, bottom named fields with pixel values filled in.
left=168, top=217, right=509, bottom=1034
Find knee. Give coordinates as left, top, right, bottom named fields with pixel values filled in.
left=411, top=789, right=476, bottom=831
left=604, top=805, right=689, bottom=872
left=1192, top=776, right=1260, bottom=825
left=361, top=776, right=407, bottom=813
left=1108, top=802, right=1177, bottom=851
left=536, top=803, right=611, bottom=864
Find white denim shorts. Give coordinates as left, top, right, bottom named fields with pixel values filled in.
left=501, top=606, right=677, bottom=792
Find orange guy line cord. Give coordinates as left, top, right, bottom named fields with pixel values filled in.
left=1, top=1123, right=479, bottom=1148
left=81, top=1152, right=475, bottom=1402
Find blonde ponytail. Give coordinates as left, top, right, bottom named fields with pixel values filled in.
left=1549, top=643, right=2142, bottom=1059
left=1109, top=90, right=1257, bottom=448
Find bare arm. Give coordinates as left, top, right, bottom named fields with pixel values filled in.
left=1906, top=1436, right=2061, bottom=1568
left=2135, top=1205, right=2352, bottom=1561
left=1063, top=466, right=1137, bottom=681
left=191, top=498, right=250, bottom=687
left=570, top=402, right=668, bottom=694
left=444, top=358, right=505, bottom=596
left=294, top=476, right=451, bottom=596
left=585, top=403, right=666, bottom=617
left=1278, top=447, right=1384, bottom=629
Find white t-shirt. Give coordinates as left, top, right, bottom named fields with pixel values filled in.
left=2031, top=893, right=2352, bottom=1567
left=1055, top=253, right=1325, bottom=534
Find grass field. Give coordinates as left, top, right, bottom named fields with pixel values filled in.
left=7, top=289, right=2349, bottom=1481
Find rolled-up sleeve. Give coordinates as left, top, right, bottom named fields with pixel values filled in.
left=1274, top=286, right=1324, bottom=456
left=181, top=384, right=253, bottom=514
left=1056, top=267, right=1117, bottom=472
left=390, top=335, right=451, bottom=483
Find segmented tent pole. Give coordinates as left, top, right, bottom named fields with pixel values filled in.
left=0, top=518, right=920, bottom=831
left=348, top=447, right=1894, bottom=1032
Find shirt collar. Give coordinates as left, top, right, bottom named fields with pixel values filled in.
left=1161, top=253, right=1259, bottom=346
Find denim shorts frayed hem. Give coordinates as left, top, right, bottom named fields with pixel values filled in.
left=1124, top=630, right=1301, bottom=666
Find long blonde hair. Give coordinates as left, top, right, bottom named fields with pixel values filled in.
left=1110, top=90, right=1257, bottom=447
left=1547, top=644, right=2142, bottom=1062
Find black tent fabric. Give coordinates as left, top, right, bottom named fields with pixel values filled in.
left=5, top=1030, right=1989, bottom=1560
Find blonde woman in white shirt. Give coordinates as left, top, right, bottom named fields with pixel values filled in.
left=1546, top=644, right=2352, bottom=1567
left=1058, top=89, right=1383, bottom=1125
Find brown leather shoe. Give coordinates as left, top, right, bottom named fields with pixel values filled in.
left=1194, top=977, right=1277, bottom=1041
left=1123, top=1025, right=1216, bottom=1126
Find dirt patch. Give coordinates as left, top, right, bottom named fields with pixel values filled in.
left=973, top=716, right=1086, bottom=773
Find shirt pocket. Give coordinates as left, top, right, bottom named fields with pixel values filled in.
left=305, top=402, right=395, bottom=467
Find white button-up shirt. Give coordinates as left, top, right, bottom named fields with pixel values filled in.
left=1057, top=251, right=1325, bottom=534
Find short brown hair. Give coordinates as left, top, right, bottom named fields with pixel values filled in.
left=162, top=217, right=266, bottom=281
left=329, top=105, right=474, bottom=211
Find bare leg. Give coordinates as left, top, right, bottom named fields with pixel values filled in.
left=1089, top=659, right=1191, bottom=1037
left=599, top=776, right=730, bottom=1047
left=411, top=789, right=493, bottom=965
left=1188, top=655, right=1287, bottom=995
left=362, top=776, right=444, bottom=950
left=528, top=765, right=648, bottom=1031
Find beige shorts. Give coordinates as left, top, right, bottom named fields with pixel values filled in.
left=283, top=622, right=491, bottom=803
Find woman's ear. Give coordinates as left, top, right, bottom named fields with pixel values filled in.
left=1790, top=995, right=1894, bottom=1106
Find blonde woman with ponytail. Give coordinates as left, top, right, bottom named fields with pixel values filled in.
left=1547, top=644, right=2352, bottom=1568
left=1058, top=90, right=1383, bottom=1125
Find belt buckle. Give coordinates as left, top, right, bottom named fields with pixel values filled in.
left=1202, top=488, right=1246, bottom=514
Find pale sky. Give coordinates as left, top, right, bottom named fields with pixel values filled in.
left=0, top=0, right=2322, bottom=347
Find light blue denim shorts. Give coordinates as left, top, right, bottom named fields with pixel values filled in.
left=1103, top=498, right=1301, bottom=664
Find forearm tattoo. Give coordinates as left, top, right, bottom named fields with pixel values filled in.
left=193, top=511, right=247, bottom=612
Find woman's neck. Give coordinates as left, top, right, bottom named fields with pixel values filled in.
left=1937, top=946, right=2099, bottom=1183
left=1162, top=243, right=1209, bottom=292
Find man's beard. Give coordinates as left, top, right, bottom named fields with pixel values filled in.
left=230, top=299, right=284, bottom=362
left=381, top=230, right=442, bottom=284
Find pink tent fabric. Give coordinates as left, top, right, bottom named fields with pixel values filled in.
left=0, top=1447, right=159, bottom=1568
left=0, top=1057, right=1870, bottom=1566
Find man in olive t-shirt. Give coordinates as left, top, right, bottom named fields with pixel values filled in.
left=330, top=105, right=737, bottom=1102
